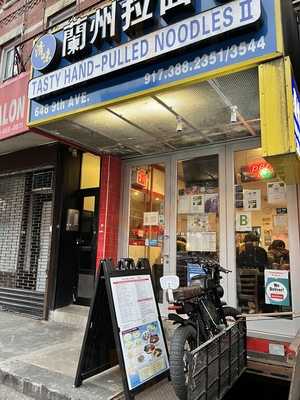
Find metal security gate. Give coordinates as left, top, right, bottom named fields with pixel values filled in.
left=187, top=320, right=247, bottom=400
left=0, top=169, right=55, bottom=318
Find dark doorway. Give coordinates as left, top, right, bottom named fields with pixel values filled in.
left=73, top=189, right=99, bottom=306
left=54, top=150, right=101, bottom=311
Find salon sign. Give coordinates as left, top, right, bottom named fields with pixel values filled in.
left=29, top=0, right=261, bottom=99
left=265, top=270, right=290, bottom=307
left=0, top=72, right=29, bottom=139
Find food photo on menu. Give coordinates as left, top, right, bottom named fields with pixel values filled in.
left=121, top=320, right=169, bottom=389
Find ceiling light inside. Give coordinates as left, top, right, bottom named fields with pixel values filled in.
left=230, top=106, right=238, bottom=123
left=176, top=116, right=183, bottom=133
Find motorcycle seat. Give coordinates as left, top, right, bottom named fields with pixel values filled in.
left=172, top=286, right=203, bottom=302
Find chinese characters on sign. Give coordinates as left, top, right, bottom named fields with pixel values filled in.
left=62, top=0, right=198, bottom=56
left=63, top=17, right=90, bottom=57
left=122, top=0, right=154, bottom=31
left=90, top=2, right=119, bottom=44
left=29, top=0, right=262, bottom=100
left=161, top=0, right=191, bottom=14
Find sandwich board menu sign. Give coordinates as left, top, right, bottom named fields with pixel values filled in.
left=111, top=274, right=169, bottom=391
left=75, top=258, right=170, bottom=399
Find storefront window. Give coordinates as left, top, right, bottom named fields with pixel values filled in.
left=176, top=155, right=219, bottom=286
left=235, top=148, right=292, bottom=314
left=80, top=153, right=100, bottom=189
left=128, top=165, right=165, bottom=299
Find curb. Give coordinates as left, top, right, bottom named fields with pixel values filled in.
left=0, top=367, right=75, bottom=400
left=0, top=365, right=127, bottom=400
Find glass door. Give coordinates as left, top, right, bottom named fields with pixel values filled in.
left=125, top=159, right=171, bottom=302
left=171, top=147, right=227, bottom=298
left=176, top=154, right=220, bottom=286
left=121, top=148, right=227, bottom=308
left=74, top=189, right=99, bottom=306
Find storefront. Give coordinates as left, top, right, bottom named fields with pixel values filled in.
left=27, top=0, right=300, bottom=339
left=0, top=73, right=57, bottom=318
left=0, top=72, right=104, bottom=317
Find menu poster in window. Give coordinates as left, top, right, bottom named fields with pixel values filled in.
left=191, top=195, right=204, bottom=214
left=243, top=189, right=261, bottom=210
left=273, top=214, right=288, bottom=234
left=187, top=215, right=209, bottom=232
left=110, top=275, right=169, bottom=391
left=187, top=232, right=217, bottom=252
left=178, top=195, right=190, bottom=214
left=204, top=194, right=219, bottom=213
left=267, top=182, right=286, bottom=204
left=143, top=212, right=159, bottom=226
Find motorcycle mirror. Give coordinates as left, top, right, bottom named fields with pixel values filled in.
left=160, top=275, right=180, bottom=290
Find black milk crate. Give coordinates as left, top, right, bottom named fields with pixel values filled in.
left=187, top=319, right=247, bottom=400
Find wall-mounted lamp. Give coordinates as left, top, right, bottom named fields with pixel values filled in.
left=68, top=147, right=78, bottom=158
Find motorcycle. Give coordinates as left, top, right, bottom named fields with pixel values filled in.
left=160, top=259, right=239, bottom=400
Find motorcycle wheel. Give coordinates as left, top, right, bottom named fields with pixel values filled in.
left=169, top=325, right=197, bottom=400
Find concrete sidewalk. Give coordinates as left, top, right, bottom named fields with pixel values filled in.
left=0, top=311, right=176, bottom=400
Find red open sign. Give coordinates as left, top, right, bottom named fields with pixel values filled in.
left=136, top=169, right=148, bottom=188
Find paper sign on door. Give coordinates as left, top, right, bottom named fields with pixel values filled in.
left=236, top=212, right=252, bottom=232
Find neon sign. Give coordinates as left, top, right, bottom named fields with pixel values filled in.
left=241, top=160, right=275, bottom=182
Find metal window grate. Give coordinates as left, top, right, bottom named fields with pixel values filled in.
left=32, top=170, right=53, bottom=192
left=0, top=169, right=55, bottom=318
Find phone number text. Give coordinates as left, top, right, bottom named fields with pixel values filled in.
left=144, top=36, right=266, bottom=85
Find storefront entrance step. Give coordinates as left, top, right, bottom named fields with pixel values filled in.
left=0, top=311, right=178, bottom=399
left=0, top=360, right=124, bottom=400
left=49, top=305, right=89, bottom=329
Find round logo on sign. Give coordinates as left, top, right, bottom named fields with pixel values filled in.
left=31, top=34, right=59, bottom=71
left=266, top=281, right=287, bottom=303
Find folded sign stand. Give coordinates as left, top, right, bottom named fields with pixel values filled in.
left=75, top=258, right=170, bottom=399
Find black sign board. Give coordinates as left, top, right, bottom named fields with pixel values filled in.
left=75, top=258, right=170, bottom=399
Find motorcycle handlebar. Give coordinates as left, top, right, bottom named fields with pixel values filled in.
left=202, top=264, right=231, bottom=274
left=218, top=266, right=232, bottom=274
left=191, top=257, right=231, bottom=274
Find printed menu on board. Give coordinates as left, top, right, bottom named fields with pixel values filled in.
left=110, top=275, right=169, bottom=390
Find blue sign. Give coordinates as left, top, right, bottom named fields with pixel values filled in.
left=148, top=239, right=158, bottom=247
left=31, top=34, right=59, bottom=72
left=187, top=263, right=207, bottom=286
left=29, top=0, right=262, bottom=99
left=265, top=270, right=290, bottom=307
left=29, top=0, right=278, bottom=124
left=292, top=78, right=300, bottom=158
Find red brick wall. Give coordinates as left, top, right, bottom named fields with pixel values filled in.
left=96, top=155, right=122, bottom=268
